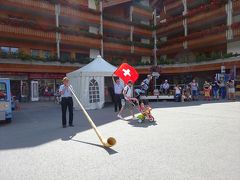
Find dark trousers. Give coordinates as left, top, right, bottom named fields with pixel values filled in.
left=220, top=87, right=226, bottom=99
left=61, top=97, right=73, bottom=126
left=114, top=94, right=122, bottom=112
left=175, top=94, right=181, bottom=102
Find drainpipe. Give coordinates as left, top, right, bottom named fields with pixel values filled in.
left=226, top=0, right=233, bottom=40
left=100, top=1, right=104, bottom=57
left=153, top=9, right=157, bottom=66
left=130, top=6, right=134, bottom=54
left=55, top=4, right=61, bottom=59
left=182, top=0, right=188, bottom=49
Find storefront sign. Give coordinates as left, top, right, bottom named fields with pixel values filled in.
left=0, top=73, right=28, bottom=80
left=29, top=73, right=66, bottom=79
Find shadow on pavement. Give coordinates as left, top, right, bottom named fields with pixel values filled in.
left=0, top=102, right=119, bottom=150
left=128, top=119, right=158, bottom=128
left=70, top=139, right=118, bottom=155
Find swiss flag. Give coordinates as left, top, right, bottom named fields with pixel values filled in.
left=114, top=63, right=139, bottom=84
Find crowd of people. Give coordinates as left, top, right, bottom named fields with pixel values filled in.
left=57, top=75, right=237, bottom=127
left=173, top=78, right=236, bottom=102
left=111, top=74, right=237, bottom=121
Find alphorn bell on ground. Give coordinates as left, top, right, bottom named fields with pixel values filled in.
left=68, top=85, right=116, bottom=148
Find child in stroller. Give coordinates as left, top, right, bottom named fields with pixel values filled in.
left=137, top=101, right=155, bottom=123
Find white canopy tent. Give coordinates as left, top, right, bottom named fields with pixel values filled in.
left=67, top=55, right=117, bottom=110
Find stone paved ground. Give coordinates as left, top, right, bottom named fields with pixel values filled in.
left=0, top=100, right=240, bottom=180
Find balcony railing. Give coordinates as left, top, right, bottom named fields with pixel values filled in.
left=188, top=32, right=226, bottom=49
left=187, top=0, right=209, bottom=9
left=103, top=20, right=131, bottom=32
left=61, top=6, right=100, bottom=24
left=186, top=25, right=227, bottom=40
left=134, top=46, right=152, bottom=56
left=157, top=17, right=183, bottom=36
left=132, top=6, right=152, bottom=19
left=103, top=0, right=132, bottom=8
left=187, top=5, right=226, bottom=26
left=104, top=42, right=131, bottom=53
left=103, top=14, right=152, bottom=30
left=159, top=43, right=183, bottom=55
left=233, top=0, right=240, bottom=15
left=232, top=23, right=240, bottom=40
left=61, top=34, right=101, bottom=49
left=0, top=24, right=55, bottom=41
left=134, top=26, right=152, bottom=37
left=59, top=0, right=101, bottom=14
left=4, top=0, right=55, bottom=14
left=158, top=36, right=185, bottom=47
left=0, top=16, right=55, bottom=32
left=165, top=0, right=183, bottom=12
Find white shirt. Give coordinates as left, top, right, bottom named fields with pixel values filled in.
left=141, top=78, right=150, bottom=90
left=163, top=82, right=169, bottom=90
left=123, top=85, right=132, bottom=100
left=114, top=82, right=124, bottom=94
left=59, top=84, right=72, bottom=98
left=175, top=87, right=181, bottom=95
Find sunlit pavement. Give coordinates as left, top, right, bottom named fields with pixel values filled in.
left=0, top=100, right=240, bottom=180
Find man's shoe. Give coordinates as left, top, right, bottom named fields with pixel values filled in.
left=62, top=125, right=67, bottom=128
left=69, top=124, right=74, bottom=127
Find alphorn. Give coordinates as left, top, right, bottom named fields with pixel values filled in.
left=68, top=86, right=116, bottom=148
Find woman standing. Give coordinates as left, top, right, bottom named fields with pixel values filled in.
left=189, top=79, right=199, bottom=101
left=59, top=77, right=74, bottom=128
left=227, top=80, right=236, bottom=101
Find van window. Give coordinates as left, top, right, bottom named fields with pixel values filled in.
left=0, top=82, right=7, bottom=101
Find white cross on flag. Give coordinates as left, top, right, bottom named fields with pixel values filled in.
left=114, top=63, right=139, bottom=84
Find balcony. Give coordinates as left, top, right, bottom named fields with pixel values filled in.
left=103, top=20, right=131, bottom=33
left=132, top=4, right=153, bottom=19
left=103, top=0, right=132, bottom=8
left=134, top=45, right=152, bottom=56
left=164, top=0, right=183, bottom=16
left=187, top=0, right=209, bottom=9
left=232, top=23, right=240, bottom=40
left=187, top=5, right=226, bottom=28
left=0, top=24, right=55, bottom=42
left=134, top=26, right=152, bottom=37
left=157, top=15, right=183, bottom=36
left=104, top=37, right=131, bottom=53
left=61, top=34, right=101, bottom=49
left=233, top=0, right=240, bottom=15
left=61, top=6, right=100, bottom=25
left=61, top=0, right=89, bottom=7
left=0, top=15, right=55, bottom=33
left=103, top=14, right=152, bottom=37
left=188, top=32, right=226, bottom=50
left=159, top=43, right=183, bottom=55
left=2, top=0, right=55, bottom=15
left=158, top=36, right=185, bottom=47
left=104, top=42, right=131, bottom=54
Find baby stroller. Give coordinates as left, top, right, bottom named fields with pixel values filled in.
left=136, top=102, right=155, bottom=123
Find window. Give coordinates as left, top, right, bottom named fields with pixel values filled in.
left=10, top=48, right=19, bottom=54
left=89, top=79, right=100, bottom=103
left=43, top=50, right=51, bottom=59
left=61, top=52, right=70, bottom=61
left=1, top=47, right=10, bottom=53
left=31, top=49, right=40, bottom=57
left=0, top=82, right=7, bottom=101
